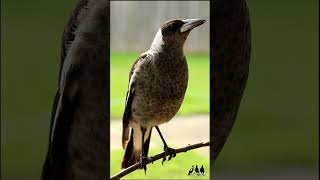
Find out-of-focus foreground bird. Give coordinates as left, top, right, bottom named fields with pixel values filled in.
left=121, top=19, right=206, bottom=172
left=41, top=0, right=109, bottom=179
left=211, top=0, right=251, bottom=166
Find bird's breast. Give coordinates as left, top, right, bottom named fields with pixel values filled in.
left=131, top=55, right=188, bottom=126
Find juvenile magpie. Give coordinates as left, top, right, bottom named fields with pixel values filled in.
left=121, top=19, right=206, bottom=172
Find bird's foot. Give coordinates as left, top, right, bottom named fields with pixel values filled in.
left=162, top=146, right=176, bottom=165
left=140, top=155, right=150, bottom=174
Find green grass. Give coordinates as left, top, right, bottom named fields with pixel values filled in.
left=110, top=52, right=210, bottom=119
left=110, top=148, right=210, bottom=179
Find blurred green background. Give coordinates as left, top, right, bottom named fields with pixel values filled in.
left=214, top=0, right=319, bottom=179
left=1, top=0, right=318, bottom=180
left=2, top=0, right=79, bottom=179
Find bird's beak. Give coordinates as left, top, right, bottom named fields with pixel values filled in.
left=180, top=19, right=206, bottom=33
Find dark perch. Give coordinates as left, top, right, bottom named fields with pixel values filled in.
left=111, top=142, right=210, bottom=179
left=41, top=0, right=109, bottom=179
left=211, top=0, right=251, bottom=164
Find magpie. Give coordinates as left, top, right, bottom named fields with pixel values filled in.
left=121, top=19, right=206, bottom=173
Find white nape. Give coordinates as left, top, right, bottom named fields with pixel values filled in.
left=149, top=29, right=164, bottom=53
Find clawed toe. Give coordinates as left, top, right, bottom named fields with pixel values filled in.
left=162, top=146, right=176, bottom=164
left=140, top=155, right=149, bottom=174
left=161, top=156, right=166, bottom=165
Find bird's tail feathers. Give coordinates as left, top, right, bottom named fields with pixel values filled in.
left=122, top=130, right=140, bottom=169
left=122, top=125, right=130, bottom=149
left=121, top=128, right=152, bottom=169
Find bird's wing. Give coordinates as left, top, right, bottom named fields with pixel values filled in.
left=58, top=0, right=89, bottom=83
left=42, top=0, right=90, bottom=179
left=46, top=0, right=89, bottom=146
left=122, top=53, right=147, bottom=149
left=50, top=0, right=91, bottom=146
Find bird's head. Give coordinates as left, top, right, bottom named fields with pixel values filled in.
left=150, top=19, right=206, bottom=51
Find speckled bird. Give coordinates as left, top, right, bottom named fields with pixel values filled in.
left=121, top=19, right=206, bottom=172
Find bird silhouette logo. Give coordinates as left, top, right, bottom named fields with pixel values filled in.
left=187, top=164, right=205, bottom=176
left=187, top=165, right=194, bottom=176
left=200, top=165, right=205, bottom=176
left=194, top=165, right=200, bottom=176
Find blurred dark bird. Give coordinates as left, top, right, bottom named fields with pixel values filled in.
left=121, top=19, right=206, bottom=173
left=188, top=165, right=194, bottom=176
left=194, top=165, right=200, bottom=175
left=41, top=0, right=109, bottom=179
left=200, top=165, right=205, bottom=175
left=211, top=0, right=251, bottom=165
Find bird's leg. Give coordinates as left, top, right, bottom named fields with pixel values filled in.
left=140, top=126, right=148, bottom=174
left=155, top=126, right=176, bottom=165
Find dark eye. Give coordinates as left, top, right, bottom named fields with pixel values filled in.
left=162, top=21, right=184, bottom=35
left=168, top=24, right=178, bottom=32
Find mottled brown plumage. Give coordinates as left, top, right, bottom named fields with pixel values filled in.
left=211, top=0, right=251, bottom=165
